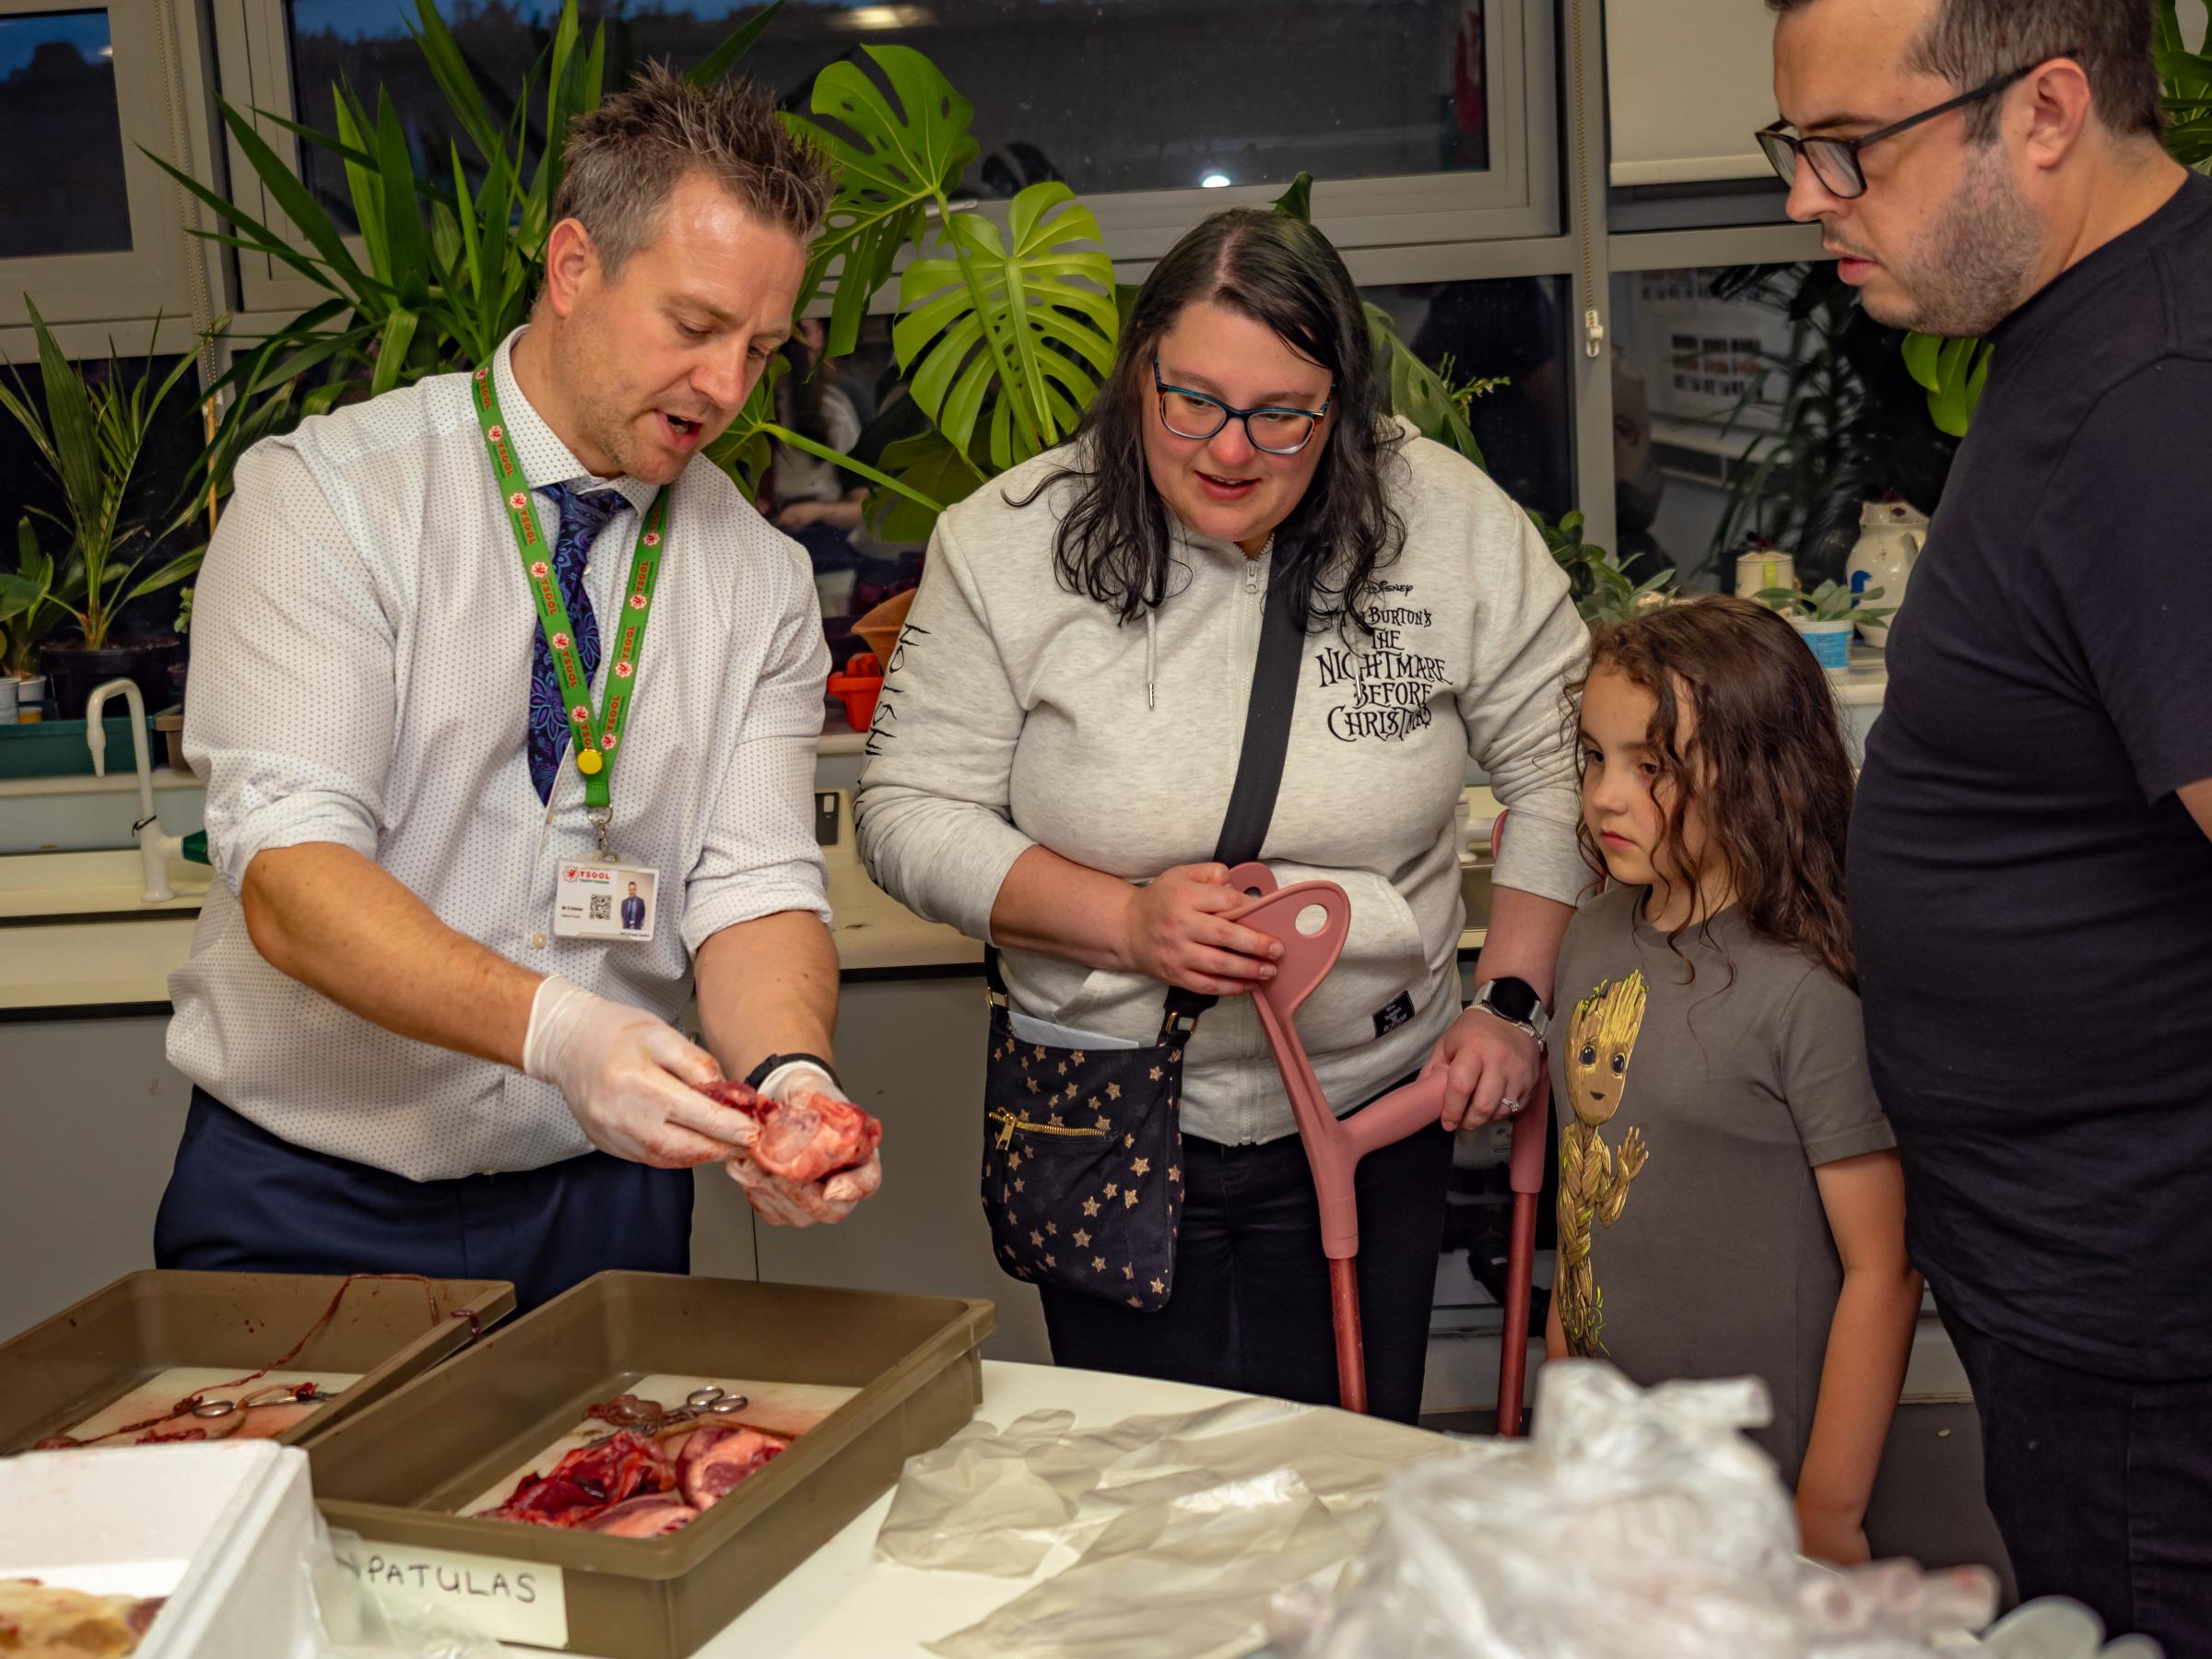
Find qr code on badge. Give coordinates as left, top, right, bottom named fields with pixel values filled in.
left=589, top=894, right=612, bottom=922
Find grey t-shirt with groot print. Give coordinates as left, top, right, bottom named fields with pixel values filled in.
left=1547, top=883, right=1895, bottom=1485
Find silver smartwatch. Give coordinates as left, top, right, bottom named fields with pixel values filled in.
left=1470, top=977, right=1548, bottom=1045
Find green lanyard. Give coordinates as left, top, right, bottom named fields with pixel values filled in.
left=471, top=362, right=667, bottom=829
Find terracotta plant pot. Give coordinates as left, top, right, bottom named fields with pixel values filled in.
left=38, top=636, right=184, bottom=722
left=852, top=589, right=916, bottom=666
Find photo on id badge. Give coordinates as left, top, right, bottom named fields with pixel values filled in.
left=556, top=861, right=657, bottom=942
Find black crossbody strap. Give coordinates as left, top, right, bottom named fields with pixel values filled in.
left=1164, top=569, right=1306, bottom=1026
left=985, top=566, right=1306, bottom=1027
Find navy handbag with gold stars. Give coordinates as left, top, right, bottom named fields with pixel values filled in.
left=978, top=574, right=1304, bottom=1312
left=981, top=974, right=1195, bottom=1311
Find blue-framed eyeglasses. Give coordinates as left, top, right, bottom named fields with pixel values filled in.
left=1151, top=357, right=1335, bottom=455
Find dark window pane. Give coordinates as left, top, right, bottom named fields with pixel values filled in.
left=284, top=0, right=1492, bottom=230
left=1369, top=276, right=1572, bottom=522
left=0, top=10, right=132, bottom=256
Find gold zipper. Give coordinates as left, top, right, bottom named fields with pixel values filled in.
left=991, top=1109, right=1108, bottom=1150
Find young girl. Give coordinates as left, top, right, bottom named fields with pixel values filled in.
left=1544, top=594, right=1921, bottom=1567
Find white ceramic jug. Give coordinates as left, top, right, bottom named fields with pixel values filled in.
left=1845, top=500, right=1925, bottom=649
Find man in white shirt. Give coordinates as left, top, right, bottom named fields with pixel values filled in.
left=157, top=67, right=879, bottom=1308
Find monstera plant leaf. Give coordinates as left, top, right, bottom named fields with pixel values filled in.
left=893, top=181, right=1117, bottom=473
left=707, top=355, right=948, bottom=521
left=864, top=429, right=988, bottom=544
left=787, top=45, right=981, bottom=360
left=1901, top=332, right=1994, bottom=439
left=706, top=356, right=788, bottom=501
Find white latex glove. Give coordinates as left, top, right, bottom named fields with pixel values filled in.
left=725, top=1060, right=884, bottom=1227
left=524, top=976, right=759, bottom=1169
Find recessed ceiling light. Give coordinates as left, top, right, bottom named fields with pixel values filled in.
left=831, top=4, right=935, bottom=28
left=1200, top=173, right=1231, bottom=189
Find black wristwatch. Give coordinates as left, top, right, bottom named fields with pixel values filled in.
left=1470, top=977, right=1548, bottom=1044
left=743, top=1052, right=843, bottom=1094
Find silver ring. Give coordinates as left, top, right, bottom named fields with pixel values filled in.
left=1500, top=1098, right=1522, bottom=1115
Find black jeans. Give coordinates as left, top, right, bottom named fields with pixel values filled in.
left=1943, top=1303, right=2212, bottom=1654
left=1039, top=1089, right=1452, bottom=1425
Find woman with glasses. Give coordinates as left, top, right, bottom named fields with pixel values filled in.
left=854, top=208, right=1588, bottom=1420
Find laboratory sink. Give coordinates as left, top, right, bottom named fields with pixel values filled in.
left=0, top=917, right=198, bottom=1009
left=0, top=848, right=211, bottom=922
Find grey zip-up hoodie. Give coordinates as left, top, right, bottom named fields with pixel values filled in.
left=854, top=426, right=1589, bottom=1146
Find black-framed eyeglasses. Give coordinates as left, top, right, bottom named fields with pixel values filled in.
left=1756, top=58, right=2056, bottom=200
left=1151, top=357, right=1335, bottom=456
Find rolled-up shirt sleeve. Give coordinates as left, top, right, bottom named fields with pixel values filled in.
left=681, top=540, right=833, bottom=951
left=184, top=443, right=398, bottom=894
left=1460, top=507, right=1591, bottom=907
left=853, top=516, right=1036, bottom=944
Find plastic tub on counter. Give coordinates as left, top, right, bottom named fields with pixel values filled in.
left=0, top=1271, right=517, bottom=1456
left=305, top=1271, right=995, bottom=1659
left=0, top=1439, right=320, bottom=1659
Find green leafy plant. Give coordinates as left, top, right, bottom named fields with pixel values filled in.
left=1271, top=173, right=1489, bottom=470
left=747, top=44, right=1120, bottom=527
left=0, top=301, right=206, bottom=653
left=1900, top=0, right=2210, bottom=435
left=1759, top=579, right=1893, bottom=627
left=1708, top=262, right=1959, bottom=585
left=156, top=0, right=616, bottom=456
left=1533, top=509, right=1677, bottom=625
left=167, top=21, right=1576, bottom=554
left=0, top=516, right=63, bottom=675
left=169, top=0, right=937, bottom=524
left=1900, top=331, right=1994, bottom=438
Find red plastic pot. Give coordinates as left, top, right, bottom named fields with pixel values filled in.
left=826, top=651, right=885, bottom=733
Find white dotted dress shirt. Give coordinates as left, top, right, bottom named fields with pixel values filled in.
left=168, top=330, right=831, bottom=1182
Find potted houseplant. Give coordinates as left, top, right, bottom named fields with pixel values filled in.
left=0, top=516, right=65, bottom=720
left=1535, top=510, right=1678, bottom=626
left=1759, top=580, right=1893, bottom=673
left=0, top=301, right=206, bottom=720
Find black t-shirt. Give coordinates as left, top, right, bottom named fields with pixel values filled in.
left=1850, top=171, right=2212, bottom=1380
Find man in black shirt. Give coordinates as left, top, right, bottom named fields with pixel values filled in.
left=1764, top=1, right=2212, bottom=1647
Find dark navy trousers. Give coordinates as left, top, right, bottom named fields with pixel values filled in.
left=154, top=1088, right=692, bottom=1312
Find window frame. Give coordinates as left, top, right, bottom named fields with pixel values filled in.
left=211, top=0, right=1563, bottom=316
left=0, top=0, right=222, bottom=333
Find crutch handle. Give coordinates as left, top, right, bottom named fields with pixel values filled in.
left=1224, top=869, right=1450, bottom=1261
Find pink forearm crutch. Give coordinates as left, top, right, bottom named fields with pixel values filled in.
left=1226, top=860, right=1547, bottom=1430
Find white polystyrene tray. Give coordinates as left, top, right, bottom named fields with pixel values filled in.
left=0, top=1440, right=321, bottom=1658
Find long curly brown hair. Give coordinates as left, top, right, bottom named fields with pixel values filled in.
left=1571, top=595, right=1860, bottom=988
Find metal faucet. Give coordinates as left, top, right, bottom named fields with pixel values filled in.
left=85, top=677, right=182, bottom=903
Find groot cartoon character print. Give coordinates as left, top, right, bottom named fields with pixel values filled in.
left=1557, top=971, right=1650, bottom=1356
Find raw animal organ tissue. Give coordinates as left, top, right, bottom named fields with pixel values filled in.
left=695, top=1080, right=881, bottom=1184
left=477, top=1398, right=790, bottom=1536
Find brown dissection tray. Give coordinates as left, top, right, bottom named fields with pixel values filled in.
left=0, top=1270, right=515, bottom=1453
left=305, top=1271, right=995, bottom=1659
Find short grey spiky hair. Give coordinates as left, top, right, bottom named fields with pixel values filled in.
left=1766, top=0, right=2164, bottom=144
left=552, top=63, right=834, bottom=277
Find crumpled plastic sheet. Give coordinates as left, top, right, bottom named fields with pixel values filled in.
left=874, top=1394, right=1488, bottom=1658
left=305, top=1520, right=507, bottom=1659
left=1268, top=1361, right=2163, bottom=1659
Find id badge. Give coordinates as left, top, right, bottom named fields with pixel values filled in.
left=554, top=858, right=659, bottom=942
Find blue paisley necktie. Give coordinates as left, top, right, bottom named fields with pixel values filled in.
left=525, top=482, right=625, bottom=804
